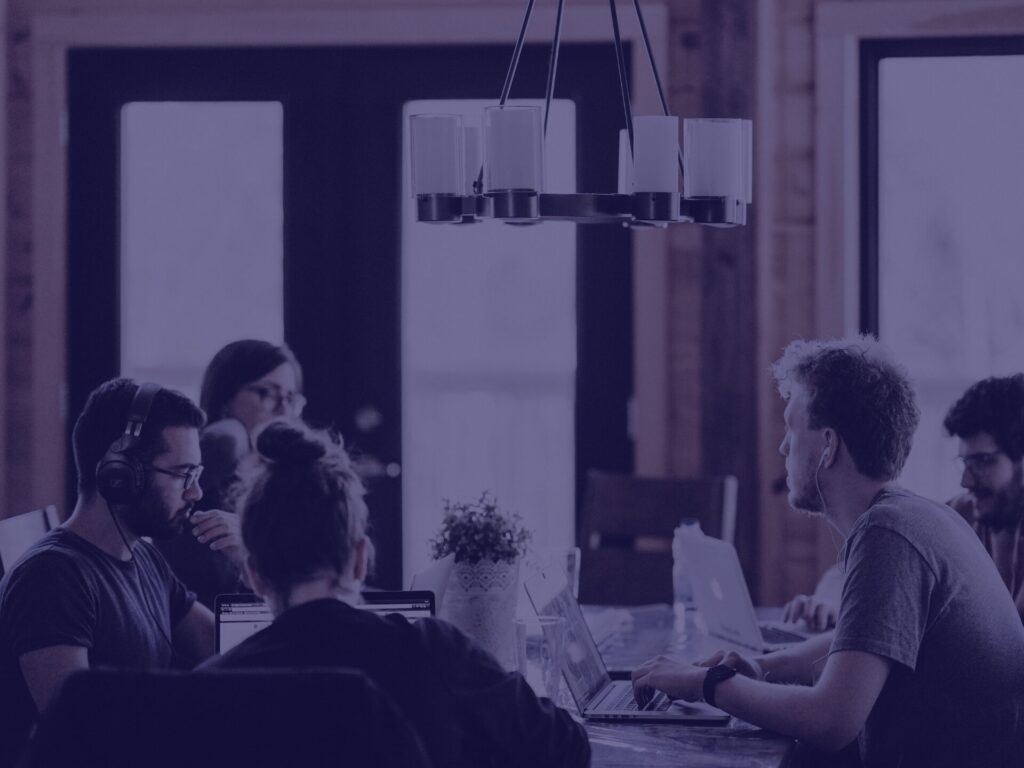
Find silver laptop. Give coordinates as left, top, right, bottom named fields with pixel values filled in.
left=524, top=564, right=729, bottom=724
left=214, top=591, right=436, bottom=653
left=677, top=535, right=807, bottom=653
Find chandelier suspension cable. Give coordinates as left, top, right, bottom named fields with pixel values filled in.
left=542, top=0, right=568, bottom=135
left=608, top=0, right=635, bottom=157
left=411, top=0, right=751, bottom=227
left=630, top=0, right=685, bottom=179
left=499, top=0, right=539, bottom=106
left=477, top=0, right=540, bottom=192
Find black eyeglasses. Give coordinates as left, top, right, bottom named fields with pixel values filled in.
left=955, top=451, right=1004, bottom=477
left=244, top=384, right=306, bottom=413
left=150, top=464, right=204, bottom=491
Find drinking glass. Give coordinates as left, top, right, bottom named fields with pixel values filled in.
left=514, top=615, right=567, bottom=700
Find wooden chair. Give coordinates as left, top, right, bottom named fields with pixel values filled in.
left=578, top=471, right=737, bottom=605
left=0, top=505, right=60, bottom=578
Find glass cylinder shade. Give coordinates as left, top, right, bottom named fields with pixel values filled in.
left=632, top=115, right=679, bottom=193
left=683, top=118, right=752, bottom=203
left=617, top=128, right=633, bottom=194
left=410, top=114, right=465, bottom=196
left=463, top=126, right=482, bottom=195
left=483, top=105, right=543, bottom=193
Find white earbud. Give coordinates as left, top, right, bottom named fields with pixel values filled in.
left=819, top=436, right=833, bottom=468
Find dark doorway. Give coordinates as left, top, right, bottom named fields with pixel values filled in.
left=68, top=43, right=633, bottom=588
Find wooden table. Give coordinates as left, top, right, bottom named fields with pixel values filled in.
left=583, top=604, right=795, bottom=768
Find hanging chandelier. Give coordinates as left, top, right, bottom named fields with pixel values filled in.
left=408, top=0, right=752, bottom=227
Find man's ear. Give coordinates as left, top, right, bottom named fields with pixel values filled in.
left=822, top=428, right=840, bottom=469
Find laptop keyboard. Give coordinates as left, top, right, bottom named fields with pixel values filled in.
left=760, top=625, right=806, bottom=645
left=607, top=685, right=670, bottom=712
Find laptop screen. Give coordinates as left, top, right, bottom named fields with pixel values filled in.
left=360, top=590, right=435, bottom=621
left=523, top=566, right=609, bottom=708
left=215, top=591, right=436, bottom=654
left=216, top=594, right=272, bottom=654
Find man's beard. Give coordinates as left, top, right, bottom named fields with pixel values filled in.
left=789, top=457, right=826, bottom=515
left=123, top=485, right=192, bottom=540
left=975, top=464, right=1024, bottom=531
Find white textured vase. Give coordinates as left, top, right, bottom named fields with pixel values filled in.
left=442, top=559, right=520, bottom=669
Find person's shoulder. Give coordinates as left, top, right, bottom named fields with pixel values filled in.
left=2, top=530, right=93, bottom=585
left=859, top=487, right=951, bottom=531
left=412, top=616, right=505, bottom=669
left=0, top=531, right=100, bottom=637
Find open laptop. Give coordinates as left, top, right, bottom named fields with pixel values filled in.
left=214, top=591, right=436, bottom=654
left=524, top=564, right=730, bottom=724
left=676, top=534, right=807, bottom=653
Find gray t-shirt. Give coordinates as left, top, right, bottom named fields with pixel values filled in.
left=832, top=487, right=1024, bottom=767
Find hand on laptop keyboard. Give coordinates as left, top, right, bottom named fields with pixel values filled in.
left=760, top=625, right=807, bottom=645
left=617, top=687, right=668, bottom=712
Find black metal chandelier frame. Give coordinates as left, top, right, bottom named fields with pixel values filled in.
left=414, top=0, right=748, bottom=227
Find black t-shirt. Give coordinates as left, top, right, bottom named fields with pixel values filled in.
left=0, top=529, right=196, bottom=768
left=200, top=598, right=590, bottom=768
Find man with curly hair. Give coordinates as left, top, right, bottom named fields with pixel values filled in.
left=944, top=374, right=1024, bottom=620
left=631, top=337, right=1024, bottom=768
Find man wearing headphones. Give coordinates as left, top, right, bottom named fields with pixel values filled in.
left=0, top=379, right=216, bottom=767
left=632, top=338, right=1024, bottom=767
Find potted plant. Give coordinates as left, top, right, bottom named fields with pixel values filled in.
left=430, top=493, right=531, bottom=668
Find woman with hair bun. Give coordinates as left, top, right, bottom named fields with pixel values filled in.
left=200, top=420, right=589, bottom=768
left=157, top=339, right=306, bottom=609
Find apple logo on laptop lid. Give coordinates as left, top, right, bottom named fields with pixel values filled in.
left=711, top=577, right=725, bottom=602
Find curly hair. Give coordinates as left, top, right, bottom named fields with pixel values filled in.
left=771, top=336, right=919, bottom=481
left=233, top=420, right=372, bottom=597
left=944, top=375, right=1024, bottom=462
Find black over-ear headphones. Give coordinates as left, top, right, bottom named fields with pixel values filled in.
left=96, top=382, right=162, bottom=505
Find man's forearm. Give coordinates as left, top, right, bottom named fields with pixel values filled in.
left=757, top=631, right=834, bottom=685
left=712, top=672, right=851, bottom=752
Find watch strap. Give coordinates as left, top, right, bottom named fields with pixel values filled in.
left=702, top=664, right=738, bottom=708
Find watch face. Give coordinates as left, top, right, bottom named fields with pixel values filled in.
left=710, top=664, right=737, bottom=682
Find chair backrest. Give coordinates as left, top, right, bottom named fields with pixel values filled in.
left=21, top=668, right=432, bottom=768
left=578, top=471, right=738, bottom=605
left=0, top=505, right=60, bottom=578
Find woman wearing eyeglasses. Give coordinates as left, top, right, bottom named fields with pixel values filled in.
left=156, top=339, right=306, bottom=609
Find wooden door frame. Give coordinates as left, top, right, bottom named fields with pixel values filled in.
left=24, top=2, right=670, bottom=512
left=815, top=0, right=1024, bottom=338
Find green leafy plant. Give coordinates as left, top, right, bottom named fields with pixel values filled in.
left=430, top=493, right=531, bottom=565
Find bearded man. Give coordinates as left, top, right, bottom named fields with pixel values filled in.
left=0, top=379, right=224, bottom=767
left=944, top=374, right=1024, bottom=620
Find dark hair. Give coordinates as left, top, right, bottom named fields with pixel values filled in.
left=73, top=378, right=206, bottom=494
left=200, top=340, right=303, bottom=421
left=236, top=420, right=370, bottom=596
left=944, top=375, right=1024, bottom=462
left=771, top=336, right=919, bottom=481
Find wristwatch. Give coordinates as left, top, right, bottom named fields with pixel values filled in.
left=702, top=664, right=738, bottom=708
